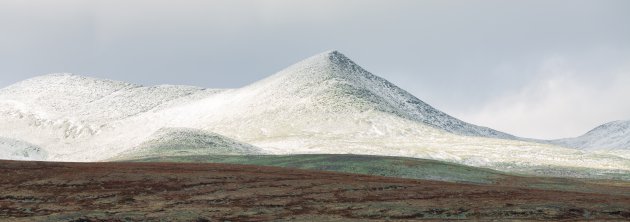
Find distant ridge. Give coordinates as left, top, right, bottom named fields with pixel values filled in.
left=0, top=73, right=221, bottom=136
left=551, top=120, right=630, bottom=151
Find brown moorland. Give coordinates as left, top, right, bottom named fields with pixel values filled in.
left=1, top=160, right=629, bottom=221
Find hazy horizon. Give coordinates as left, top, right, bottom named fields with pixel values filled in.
left=1, top=0, right=629, bottom=139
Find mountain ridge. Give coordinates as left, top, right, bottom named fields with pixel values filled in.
left=236, top=50, right=517, bottom=139
left=551, top=120, right=630, bottom=151
left=0, top=50, right=627, bottom=179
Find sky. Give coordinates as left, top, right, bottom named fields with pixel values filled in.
left=0, top=0, right=629, bottom=139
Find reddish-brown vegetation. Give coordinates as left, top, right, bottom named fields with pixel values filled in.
left=1, top=160, right=629, bottom=221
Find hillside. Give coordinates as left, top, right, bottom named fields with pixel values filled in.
left=129, top=154, right=630, bottom=185
left=0, top=51, right=628, bottom=179
left=227, top=51, right=516, bottom=139
left=129, top=154, right=508, bottom=184
left=134, top=51, right=628, bottom=176
left=552, top=120, right=630, bottom=153
left=0, top=73, right=223, bottom=133
left=109, top=128, right=263, bottom=160
left=0, top=74, right=226, bottom=160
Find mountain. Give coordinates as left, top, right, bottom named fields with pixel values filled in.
left=551, top=120, right=630, bottom=154
left=132, top=50, right=523, bottom=152
left=0, top=51, right=628, bottom=178
left=0, top=73, right=223, bottom=133
left=227, top=51, right=517, bottom=139
left=0, top=73, right=226, bottom=160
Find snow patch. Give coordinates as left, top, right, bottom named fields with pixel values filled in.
left=0, top=137, right=47, bottom=161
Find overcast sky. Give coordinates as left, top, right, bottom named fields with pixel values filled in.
left=1, top=0, right=629, bottom=139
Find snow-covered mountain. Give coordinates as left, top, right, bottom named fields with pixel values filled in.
left=551, top=120, right=630, bottom=153
left=236, top=51, right=517, bottom=139
left=0, top=50, right=628, bottom=178
left=0, top=73, right=223, bottom=135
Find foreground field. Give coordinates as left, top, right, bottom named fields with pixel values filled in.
left=1, top=160, right=629, bottom=221
left=131, top=154, right=630, bottom=196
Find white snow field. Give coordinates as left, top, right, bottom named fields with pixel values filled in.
left=0, top=51, right=628, bottom=178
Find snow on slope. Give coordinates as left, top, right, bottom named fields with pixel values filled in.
left=109, top=128, right=262, bottom=161
left=207, top=51, right=515, bottom=139
left=551, top=120, right=630, bottom=156
left=0, top=51, right=628, bottom=178
left=0, top=137, right=47, bottom=160
left=103, top=50, right=629, bottom=175
left=0, top=73, right=224, bottom=137
left=0, top=73, right=225, bottom=155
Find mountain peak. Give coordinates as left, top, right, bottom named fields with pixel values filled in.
left=316, top=50, right=355, bottom=67
left=322, top=49, right=344, bottom=59
left=320, top=49, right=341, bottom=56
left=271, top=50, right=366, bottom=82
left=247, top=50, right=517, bottom=140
